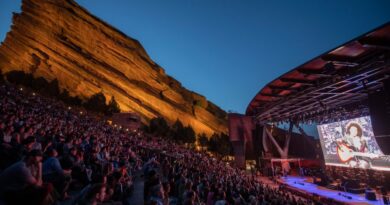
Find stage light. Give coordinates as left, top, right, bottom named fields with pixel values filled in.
left=68, top=106, right=71, bottom=110
left=19, top=87, right=23, bottom=91
left=80, top=111, right=83, bottom=114
left=32, top=92, right=36, bottom=96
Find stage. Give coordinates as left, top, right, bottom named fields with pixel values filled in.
left=279, top=176, right=384, bottom=205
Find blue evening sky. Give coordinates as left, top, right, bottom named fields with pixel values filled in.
left=1, top=0, right=389, bottom=115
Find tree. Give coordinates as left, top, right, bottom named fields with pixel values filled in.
left=6, top=71, right=26, bottom=84
left=216, top=133, right=233, bottom=157
left=59, top=89, right=71, bottom=102
left=69, top=96, right=83, bottom=106
left=5, top=71, right=35, bottom=87
left=141, top=123, right=151, bottom=133
left=172, top=119, right=184, bottom=131
left=4, top=70, right=84, bottom=107
left=22, top=73, right=34, bottom=87
left=59, top=89, right=82, bottom=106
left=149, top=117, right=170, bottom=138
left=171, top=119, right=184, bottom=142
left=207, top=133, right=232, bottom=158
left=182, top=125, right=196, bottom=145
left=44, top=79, right=60, bottom=97
left=84, top=92, right=107, bottom=113
left=106, top=96, right=121, bottom=115
left=198, top=133, right=209, bottom=151
left=207, top=133, right=219, bottom=153
left=31, top=77, right=50, bottom=91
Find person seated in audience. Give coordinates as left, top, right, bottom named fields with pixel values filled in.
left=43, top=148, right=64, bottom=181
left=0, top=149, right=43, bottom=193
left=0, top=150, right=52, bottom=205
left=215, top=191, right=227, bottom=205
left=18, top=135, right=36, bottom=159
left=0, top=132, right=15, bottom=170
left=0, top=82, right=327, bottom=205
left=43, top=148, right=73, bottom=199
left=149, top=184, right=165, bottom=205
left=76, top=183, right=106, bottom=205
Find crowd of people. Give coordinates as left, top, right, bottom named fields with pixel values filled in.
left=0, top=83, right=145, bottom=204
left=0, top=81, right=319, bottom=205
left=325, top=166, right=388, bottom=190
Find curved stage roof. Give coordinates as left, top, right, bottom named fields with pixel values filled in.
left=247, top=22, right=390, bottom=124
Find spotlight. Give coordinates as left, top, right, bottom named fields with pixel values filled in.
left=32, top=92, right=36, bottom=96
left=19, top=88, right=23, bottom=91
left=68, top=106, right=71, bottom=110
left=80, top=111, right=83, bottom=114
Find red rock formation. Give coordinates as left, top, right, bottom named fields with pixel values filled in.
left=0, top=0, right=227, bottom=135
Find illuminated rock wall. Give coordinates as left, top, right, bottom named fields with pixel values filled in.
left=0, top=0, right=227, bottom=135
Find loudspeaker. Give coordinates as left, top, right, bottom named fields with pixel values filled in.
left=231, top=141, right=245, bottom=168
left=368, top=79, right=390, bottom=154
left=251, top=124, right=263, bottom=158
left=365, top=189, right=377, bottom=201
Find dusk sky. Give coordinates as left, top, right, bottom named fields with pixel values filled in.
left=1, top=0, right=390, bottom=114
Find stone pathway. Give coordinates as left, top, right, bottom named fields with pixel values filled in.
left=127, top=171, right=144, bottom=205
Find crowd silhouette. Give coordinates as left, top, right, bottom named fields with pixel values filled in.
left=0, top=81, right=317, bottom=205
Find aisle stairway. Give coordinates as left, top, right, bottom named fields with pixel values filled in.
left=127, top=172, right=144, bottom=205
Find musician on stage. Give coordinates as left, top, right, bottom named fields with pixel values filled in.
left=337, top=123, right=371, bottom=169
left=344, top=123, right=368, bottom=152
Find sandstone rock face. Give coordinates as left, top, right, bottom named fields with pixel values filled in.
left=0, top=0, right=227, bottom=135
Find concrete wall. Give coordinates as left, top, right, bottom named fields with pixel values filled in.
left=228, top=113, right=254, bottom=168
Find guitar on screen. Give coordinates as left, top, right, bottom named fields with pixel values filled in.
left=336, top=143, right=380, bottom=162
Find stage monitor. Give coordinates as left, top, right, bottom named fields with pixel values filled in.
left=317, top=116, right=390, bottom=171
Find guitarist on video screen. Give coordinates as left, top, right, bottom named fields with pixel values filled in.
left=336, top=123, right=372, bottom=169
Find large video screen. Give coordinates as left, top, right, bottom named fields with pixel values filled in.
left=317, top=116, right=390, bottom=171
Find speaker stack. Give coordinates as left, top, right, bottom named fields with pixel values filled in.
left=368, top=78, right=390, bottom=155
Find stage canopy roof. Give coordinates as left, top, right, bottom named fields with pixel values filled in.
left=247, top=22, right=390, bottom=124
